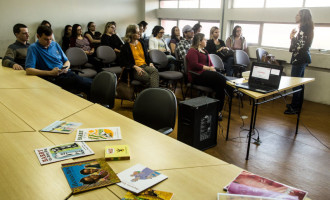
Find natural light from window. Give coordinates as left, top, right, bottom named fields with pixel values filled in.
left=179, top=0, right=199, bottom=8
left=305, top=0, right=330, bottom=7
left=266, top=0, right=303, bottom=8
left=160, top=0, right=178, bottom=8
left=200, top=0, right=221, bottom=8
left=261, top=23, right=296, bottom=48
left=161, top=20, right=178, bottom=35
left=233, top=23, right=260, bottom=44
left=178, top=20, right=199, bottom=33
left=199, top=22, right=220, bottom=39
left=312, top=27, right=330, bottom=50
left=233, top=0, right=264, bottom=8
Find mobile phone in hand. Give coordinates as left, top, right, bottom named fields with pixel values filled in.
left=62, top=66, right=69, bottom=70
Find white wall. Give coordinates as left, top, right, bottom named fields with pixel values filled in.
left=0, top=0, right=144, bottom=56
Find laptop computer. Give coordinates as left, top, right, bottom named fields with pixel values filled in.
left=235, top=62, right=283, bottom=94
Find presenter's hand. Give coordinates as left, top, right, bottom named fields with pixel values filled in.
left=290, top=28, right=297, bottom=40
left=13, top=64, right=24, bottom=70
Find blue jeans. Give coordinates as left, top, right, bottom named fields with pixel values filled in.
left=290, top=63, right=308, bottom=110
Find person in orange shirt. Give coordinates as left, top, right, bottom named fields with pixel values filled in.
left=119, top=24, right=159, bottom=88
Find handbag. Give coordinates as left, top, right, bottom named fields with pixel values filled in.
left=116, top=67, right=135, bottom=101
left=261, top=54, right=280, bottom=65
left=219, top=48, right=234, bottom=59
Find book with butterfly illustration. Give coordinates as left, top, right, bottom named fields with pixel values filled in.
left=41, top=121, right=82, bottom=134
left=62, top=158, right=120, bottom=194
left=116, top=164, right=168, bottom=193
left=75, top=127, right=122, bottom=142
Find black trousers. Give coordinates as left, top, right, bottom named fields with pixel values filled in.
left=194, top=70, right=227, bottom=111
left=42, top=71, right=92, bottom=96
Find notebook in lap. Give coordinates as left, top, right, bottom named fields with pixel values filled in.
left=235, top=62, right=283, bottom=94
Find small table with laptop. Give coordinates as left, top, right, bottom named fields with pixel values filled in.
left=226, top=62, right=315, bottom=160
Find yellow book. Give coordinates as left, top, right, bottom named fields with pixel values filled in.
left=105, top=145, right=130, bottom=161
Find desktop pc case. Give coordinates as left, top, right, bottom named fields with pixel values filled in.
left=178, top=96, right=219, bottom=150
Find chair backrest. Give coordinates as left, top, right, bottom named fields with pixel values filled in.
left=234, top=50, right=250, bottom=67
left=96, top=46, right=116, bottom=64
left=90, top=71, right=117, bottom=109
left=133, top=88, right=177, bottom=134
left=66, top=47, right=88, bottom=66
left=209, top=54, right=225, bottom=71
left=149, top=49, right=168, bottom=70
left=256, top=48, right=268, bottom=62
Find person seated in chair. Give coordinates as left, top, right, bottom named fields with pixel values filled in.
left=25, top=25, right=92, bottom=97
left=61, top=25, right=72, bottom=53
left=101, top=21, right=124, bottom=58
left=176, top=25, right=194, bottom=61
left=2, top=23, right=30, bottom=70
left=84, top=22, right=102, bottom=49
left=169, top=26, right=182, bottom=57
left=119, top=24, right=159, bottom=88
left=226, top=25, right=247, bottom=52
left=186, top=33, right=227, bottom=120
left=206, top=26, right=235, bottom=76
left=149, top=25, right=176, bottom=71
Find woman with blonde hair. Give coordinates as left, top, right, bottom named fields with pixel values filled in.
left=285, top=9, right=314, bottom=114
left=206, top=26, right=235, bottom=76
left=186, top=33, right=227, bottom=119
left=119, top=24, right=159, bottom=88
left=101, top=21, right=123, bottom=55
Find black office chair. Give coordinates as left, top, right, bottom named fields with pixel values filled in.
left=90, top=71, right=117, bottom=109
left=233, top=50, right=250, bottom=78
left=183, top=55, right=214, bottom=99
left=66, top=47, right=97, bottom=78
left=96, top=46, right=122, bottom=76
left=133, top=88, right=177, bottom=135
left=149, top=49, right=184, bottom=97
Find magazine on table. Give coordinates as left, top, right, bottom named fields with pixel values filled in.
left=62, top=158, right=120, bottom=194
left=121, top=189, right=174, bottom=200
left=75, top=127, right=122, bottom=141
left=41, top=121, right=82, bottom=134
left=218, top=193, right=277, bottom=200
left=34, top=142, right=94, bottom=165
left=116, top=164, right=168, bottom=193
left=224, top=171, right=307, bottom=200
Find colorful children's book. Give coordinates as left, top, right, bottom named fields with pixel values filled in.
left=224, top=171, right=307, bottom=200
left=105, top=145, right=130, bottom=161
left=121, top=189, right=174, bottom=200
left=218, top=193, right=277, bottom=200
left=62, top=158, right=120, bottom=194
left=41, top=121, right=82, bottom=134
left=116, top=164, right=168, bottom=193
left=34, top=142, right=94, bottom=165
left=75, top=127, right=122, bottom=142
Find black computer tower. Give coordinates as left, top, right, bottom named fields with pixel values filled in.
left=178, top=96, right=219, bottom=150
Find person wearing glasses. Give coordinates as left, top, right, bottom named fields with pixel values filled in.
left=226, top=25, right=247, bottom=52
left=149, top=25, right=176, bottom=70
left=84, top=22, right=102, bottom=49
left=119, top=24, right=159, bottom=88
left=101, top=21, right=124, bottom=55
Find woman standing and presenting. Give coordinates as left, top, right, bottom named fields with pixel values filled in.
left=186, top=33, right=227, bottom=119
left=285, top=9, right=314, bottom=115
left=226, top=25, right=247, bottom=52
left=119, top=24, right=159, bottom=88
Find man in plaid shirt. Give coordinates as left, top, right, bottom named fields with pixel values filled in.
left=176, top=25, right=194, bottom=61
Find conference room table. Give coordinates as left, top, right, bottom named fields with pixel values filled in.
left=226, top=76, right=315, bottom=160
left=0, top=63, right=310, bottom=200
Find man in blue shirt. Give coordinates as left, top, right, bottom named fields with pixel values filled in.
left=26, top=25, right=92, bottom=96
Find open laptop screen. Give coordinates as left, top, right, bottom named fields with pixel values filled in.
left=249, top=62, right=283, bottom=88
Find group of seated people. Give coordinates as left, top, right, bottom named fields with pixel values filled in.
left=1, top=20, right=248, bottom=120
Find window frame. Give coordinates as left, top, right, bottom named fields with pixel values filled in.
left=159, top=0, right=221, bottom=9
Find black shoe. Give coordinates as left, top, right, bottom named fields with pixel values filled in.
left=218, top=113, right=223, bottom=121
left=286, top=104, right=291, bottom=109
left=284, top=106, right=297, bottom=115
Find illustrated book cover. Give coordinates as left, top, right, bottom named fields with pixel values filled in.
left=75, top=127, right=122, bottom=142
left=121, top=189, right=174, bottom=200
left=41, top=121, right=82, bottom=134
left=218, top=193, right=277, bottom=200
left=62, top=158, right=120, bottom=194
left=35, top=142, right=94, bottom=165
left=116, top=164, right=168, bottom=193
left=105, top=145, right=130, bottom=161
left=224, top=171, right=307, bottom=200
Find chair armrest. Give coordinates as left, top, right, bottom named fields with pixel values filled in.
left=70, top=69, right=84, bottom=74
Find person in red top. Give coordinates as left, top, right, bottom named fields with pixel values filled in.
left=186, top=33, right=227, bottom=119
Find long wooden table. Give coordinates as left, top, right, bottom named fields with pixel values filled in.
left=226, top=76, right=315, bottom=160
left=0, top=63, right=310, bottom=200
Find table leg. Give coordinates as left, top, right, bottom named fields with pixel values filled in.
left=295, top=85, right=305, bottom=134
left=226, top=94, right=233, bottom=141
left=246, top=99, right=256, bottom=160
